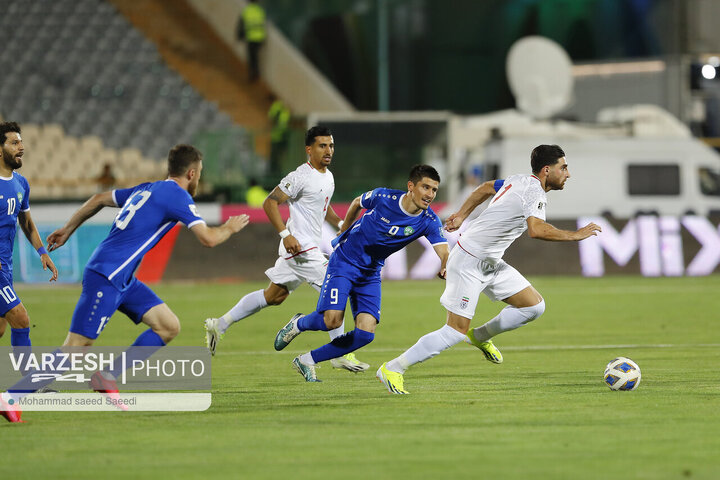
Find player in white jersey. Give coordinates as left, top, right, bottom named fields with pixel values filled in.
left=377, top=144, right=601, bottom=394
left=204, top=127, right=369, bottom=372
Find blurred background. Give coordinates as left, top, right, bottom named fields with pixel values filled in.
left=2, top=0, right=719, bottom=282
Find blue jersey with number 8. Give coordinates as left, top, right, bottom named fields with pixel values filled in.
left=85, top=180, right=205, bottom=290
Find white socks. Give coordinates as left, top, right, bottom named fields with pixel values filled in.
left=386, top=324, right=467, bottom=374
left=299, top=352, right=315, bottom=365
left=470, top=300, right=545, bottom=343
left=218, top=287, right=346, bottom=340
left=219, top=289, right=268, bottom=333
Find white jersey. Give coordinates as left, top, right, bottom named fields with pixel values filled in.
left=458, top=174, right=547, bottom=262
left=277, top=162, right=335, bottom=256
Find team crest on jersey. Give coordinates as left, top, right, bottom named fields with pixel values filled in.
left=460, top=296, right=469, bottom=309
left=404, top=226, right=414, bottom=236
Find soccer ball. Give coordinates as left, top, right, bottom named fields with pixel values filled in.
left=603, top=357, right=641, bottom=391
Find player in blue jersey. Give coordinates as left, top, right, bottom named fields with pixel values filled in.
left=273, top=165, right=449, bottom=382
left=1, top=144, right=249, bottom=422
left=0, top=122, right=58, bottom=351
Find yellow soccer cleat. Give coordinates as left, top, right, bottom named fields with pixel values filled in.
left=330, top=352, right=370, bottom=372
left=466, top=333, right=503, bottom=364
left=376, top=362, right=409, bottom=394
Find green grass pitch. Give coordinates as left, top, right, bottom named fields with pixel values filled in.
left=3, top=276, right=720, bottom=479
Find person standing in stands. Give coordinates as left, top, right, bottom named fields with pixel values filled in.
left=237, top=0, right=267, bottom=83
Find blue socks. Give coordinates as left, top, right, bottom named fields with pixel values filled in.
left=10, top=327, right=31, bottom=347
left=310, top=328, right=374, bottom=363
left=297, top=311, right=330, bottom=332
left=11, top=327, right=32, bottom=375
left=109, top=329, right=166, bottom=378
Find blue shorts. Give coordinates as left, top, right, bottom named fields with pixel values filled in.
left=316, top=255, right=382, bottom=322
left=0, top=270, right=21, bottom=317
left=69, top=269, right=163, bottom=339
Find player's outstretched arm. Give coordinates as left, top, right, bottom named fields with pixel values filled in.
left=191, top=215, right=250, bottom=248
left=445, top=181, right=498, bottom=232
left=47, top=191, right=116, bottom=251
left=263, top=187, right=301, bottom=254
left=18, top=210, right=58, bottom=282
left=433, top=243, right=450, bottom=279
left=339, top=195, right=363, bottom=234
left=526, top=217, right=602, bottom=241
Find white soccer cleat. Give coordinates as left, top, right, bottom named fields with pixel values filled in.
left=330, top=353, right=370, bottom=373
left=204, top=318, right=223, bottom=356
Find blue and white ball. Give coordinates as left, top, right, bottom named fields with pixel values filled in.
left=604, top=357, right=641, bottom=391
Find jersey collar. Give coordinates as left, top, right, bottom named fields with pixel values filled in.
left=398, top=194, right=422, bottom=217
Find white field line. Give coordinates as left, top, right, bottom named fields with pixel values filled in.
left=215, top=343, right=720, bottom=356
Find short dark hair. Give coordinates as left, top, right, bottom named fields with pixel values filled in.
left=0, top=122, right=21, bottom=146
left=408, top=164, right=440, bottom=184
left=305, top=126, right=333, bottom=146
left=530, top=144, right=565, bottom=174
left=167, top=144, right=202, bottom=177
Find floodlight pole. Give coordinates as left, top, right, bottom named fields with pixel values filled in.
left=378, top=0, right=389, bottom=111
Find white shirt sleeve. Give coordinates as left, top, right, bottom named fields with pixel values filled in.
left=278, top=169, right=306, bottom=200
left=522, top=184, right=547, bottom=221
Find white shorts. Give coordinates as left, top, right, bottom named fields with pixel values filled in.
left=439, top=246, right=530, bottom=319
left=265, top=248, right=328, bottom=293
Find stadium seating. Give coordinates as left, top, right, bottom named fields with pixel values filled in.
left=0, top=0, right=236, bottom=186
left=18, top=123, right=166, bottom=199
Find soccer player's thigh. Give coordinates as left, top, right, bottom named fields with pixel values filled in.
left=291, top=249, right=328, bottom=292
left=439, top=248, right=485, bottom=319
left=316, top=269, right=352, bottom=313
left=484, top=262, right=533, bottom=303
left=118, top=278, right=165, bottom=329
left=349, top=274, right=381, bottom=330
left=265, top=256, right=303, bottom=294
left=0, top=271, right=31, bottom=329
left=68, top=270, right=125, bottom=341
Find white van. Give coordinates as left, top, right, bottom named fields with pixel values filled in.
left=495, top=136, right=720, bottom=219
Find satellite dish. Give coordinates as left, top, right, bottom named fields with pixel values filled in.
left=506, top=36, right=574, bottom=119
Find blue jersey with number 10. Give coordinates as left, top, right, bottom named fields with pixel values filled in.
left=85, top=179, right=205, bottom=290
left=0, top=173, right=30, bottom=275
left=331, top=188, right=447, bottom=271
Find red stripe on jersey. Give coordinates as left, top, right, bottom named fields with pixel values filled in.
left=135, top=224, right=181, bottom=284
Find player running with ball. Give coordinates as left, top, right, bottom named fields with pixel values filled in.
left=378, top=144, right=601, bottom=394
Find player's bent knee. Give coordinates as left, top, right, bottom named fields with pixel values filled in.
left=266, top=293, right=288, bottom=306
left=323, top=312, right=343, bottom=330
left=522, top=299, right=545, bottom=322
left=158, top=320, right=180, bottom=342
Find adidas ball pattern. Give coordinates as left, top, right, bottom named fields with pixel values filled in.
left=604, top=357, right=641, bottom=391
